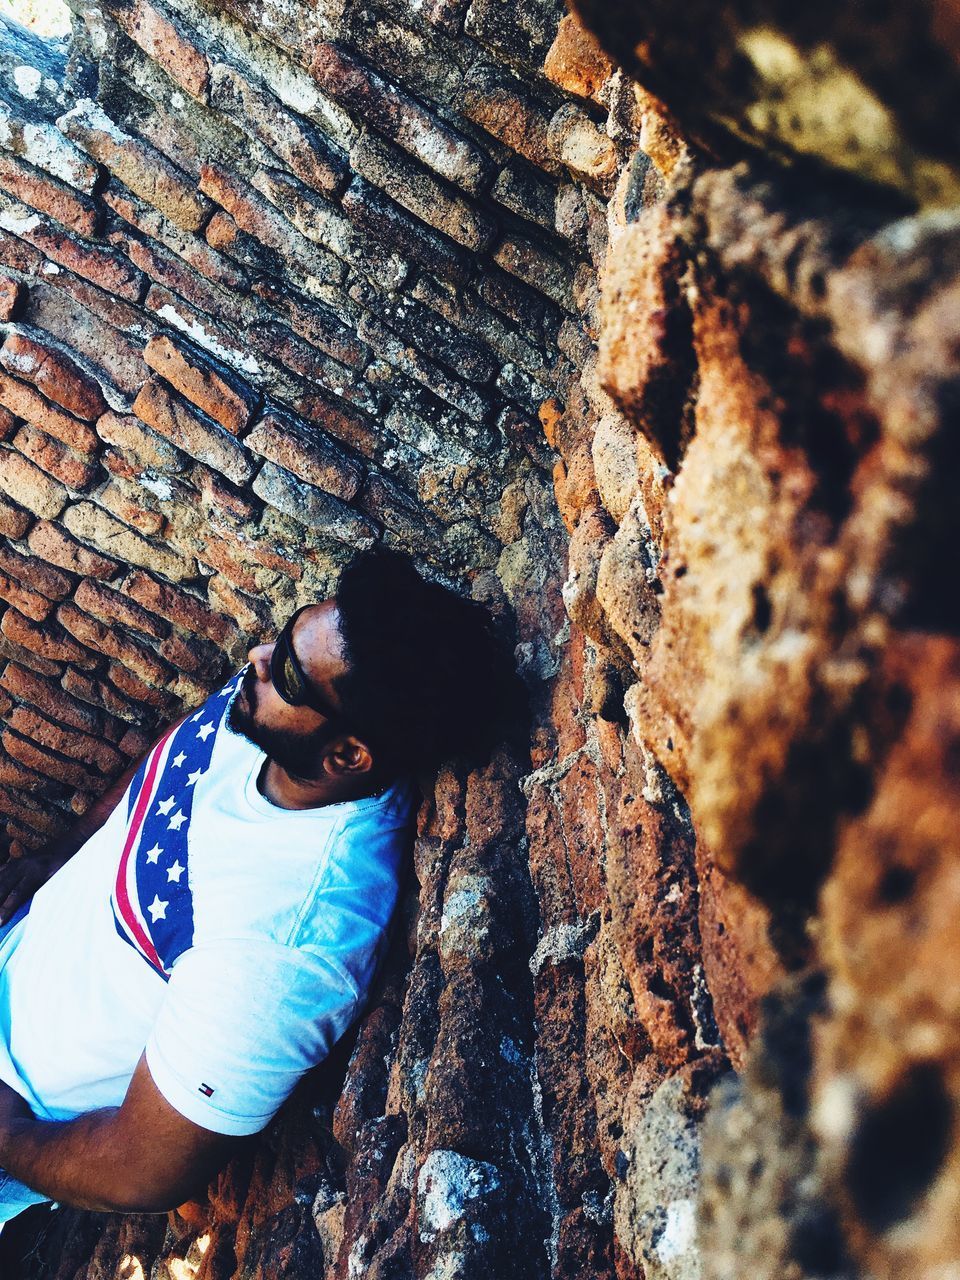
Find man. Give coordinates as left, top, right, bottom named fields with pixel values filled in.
left=0, top=549, right=516, bottom=1222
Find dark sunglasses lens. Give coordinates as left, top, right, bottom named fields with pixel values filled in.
left=271, top=631, right=301, bottom=704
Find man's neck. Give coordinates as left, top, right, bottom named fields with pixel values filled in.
left=258, top=760, right=387, bottom=810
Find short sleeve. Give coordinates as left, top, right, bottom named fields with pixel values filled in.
left=144, top=937, right=358, bottom=1136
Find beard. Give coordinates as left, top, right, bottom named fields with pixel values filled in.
left=227, top=669, right=335, bottom=780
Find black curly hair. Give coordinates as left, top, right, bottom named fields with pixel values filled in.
left=332, top=549, right=521, bottom=775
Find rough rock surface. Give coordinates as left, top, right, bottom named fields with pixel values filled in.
left=0, top=0, right=955, bottom=1277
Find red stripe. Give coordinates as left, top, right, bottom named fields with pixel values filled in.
left=115, top=726, right=176, bottom=973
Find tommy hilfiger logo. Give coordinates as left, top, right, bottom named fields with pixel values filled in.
left=199, top=1082, right=215, bottom=1097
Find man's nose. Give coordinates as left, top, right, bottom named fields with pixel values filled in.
left=247, top=642, right=274, bottom=681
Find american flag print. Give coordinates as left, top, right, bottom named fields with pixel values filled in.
left=112, top=671, right=244, bottom=980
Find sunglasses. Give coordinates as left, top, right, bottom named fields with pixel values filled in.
left=270, top=605, right=344, bottom=720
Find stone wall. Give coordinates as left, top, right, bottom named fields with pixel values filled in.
left=0, top=0, right=957, bottom=1277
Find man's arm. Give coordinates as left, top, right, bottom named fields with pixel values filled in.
left=0, top=708, right=193, bottom=924
left=0, top=1055, right=240, bottom=1212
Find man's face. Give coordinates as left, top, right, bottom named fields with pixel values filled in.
left=227, top=600, right=353, bottom=778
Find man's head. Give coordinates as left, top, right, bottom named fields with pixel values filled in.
left=228, top=549, right=519, bottom=785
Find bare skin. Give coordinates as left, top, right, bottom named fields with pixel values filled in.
left=0, top=600, right=381, bottom=1212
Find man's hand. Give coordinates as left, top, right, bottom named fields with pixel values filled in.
left=0, top=1055, right=242, bottom=1213
left=0, top=851, right=67, bottom=925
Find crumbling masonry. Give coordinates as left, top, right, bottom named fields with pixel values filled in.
left=0, top=0, right=957, bottom=1276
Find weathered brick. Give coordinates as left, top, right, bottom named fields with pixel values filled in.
left=0, top=197, right=146, bottom=302
left=96, top=479, right=164, bottom=535
left=291, top=388, right=380, bottom=458
left=0, top=407, right=15, bottom=442
left=350, top=131, right=495, bottom=252
left=478, top=264, right=563, bottom=340
left=5, top=820, right=48, bottom=850
left=118, top=725, right=153, bottom=758
left=42, top=266, right=153, bottom=339
left=195, top=534, right=259, bottom=592
left=491, top=158, right=557, bottom=231
left=309, top=42, right=489, bottom=194
left=0, top=494, right=31, bottom=539
left=359, top=472, right=444, bottom=545
left=57, top=602, right=172, bottom=687
left=58, top=101, right=210, bottom=233
left=0, top=100, right=98, bottom=192
left=158, top=629, right=226, bottom=677
left=343, top=4, right=466, bottom=100
left=0, top=372, right=99, bottom=452
left=244, top=319, right=359, bottom=399
left=0, top=571, right=54, bottom=621
left=356, top=311, right=492, bottom=428
left=461, top=62, right=556, bottom=171
left=0, top=631, right=62, bottom=677
left=62, top=666, right=147, bottom=724
left=96, top=409, right=187, bottom=473
left=252, top=460, right=377, bottom=545
left=26, top=520, right=120, bottom=580
left=0, top=543, right=73, bottom=600
left=207, top=574, right=275, bottom=636
left=0, top=152, right=98, bottom=238
left=107, top=660, right=175, bottom=711
left=544, top=14, right=614, bottom=101
left=9, top=705, right=124, bottom=774
left=245, top=411, right=362, bottom=500
left=192, top=465, right=261, bottom=523
left=205, top=210, right=282, bottom=276
left=13, top=425, right=99, bottom=491
left=248, top=280, right=367, bottom=370
left=1, top=607, right=99, bottom=669
left=132, top=377, right=253, bottom=485
left=0, top=331, right=107, bottom=421
left=198, top=164, right=345, bottom=285
left=109, top=0, right=210, bottom=99
left=0, top=275, right=24, bottom=321
left=210, top=63, right=347, bottom=196
left=547, top=103, right=618, bottom=188
left=27, top=280, right=148, bottom=401
left=0, top=663, right=101, bottom=735
left=75, top=577, right=170, bottom=641
left=143, top=286, right=256, bottom=385
left=62, top=502, right=196, bottom=582
left=104, top=185, right=250, bottom=293
left=0, top=745, right=69, bottom=798
left=465, top=0, right=561, bottom=67
left=143, top=335, right=259, bottom=435
left=114, top=231, right=254, bottom=333
left=0, top=789, right=63, bottom=837
left=124, top=570, right=238, bottom=646
left=341, top=177, right=470, bottom=287
left=0, top=450, right=68, bottom=519
left=1, top=726, right=103, bottom=791
left=494, top=234, right=576, bottom=312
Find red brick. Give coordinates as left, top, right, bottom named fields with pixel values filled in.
left=132, top=377, right=253, bottom=486
left=293, top=388, right=379, bottom=456
left=0, top=152, right=98, bottom=237
left=27, top=280, right=147, bottom=401
left=0, top=787, right=64, bottom=835
left=1, top=607, right=99, bottom=669
left=1, top=727, right=103, bottom=791
left=58, top=102, right=210, bottom=233
left=0, top=745, right=66, bottom=795
left=244, top=410, right=363, bottom=500
left=196, top=534, right=258, bottom=592
left=0, top=632, right=63, bottom=678
left=96, top=480, right=164, bottom=536
left=0, top=406, right=17, bottom=441
left=62, top=667, right=146, bottom=725
left=12, top=425, right=98, bottom=491
left=56, top=603, right=172, bottom=687
left=192, top=465, right=260, bottom=522
left=143, top=286, right=254, bottom=378
left=115, top=231, right=252, bottom=332
left=309, top=42, right=488, bottom=193
left=0, top=686, right=11, bottom=719
left=97, top=410, right=187, bottom=473
left=0, top=372, right=99, bottom=451
left=0, top=332, right=107, bottom=420
left=0, top=543, right=73, bottom=600
left=26, top=520, right=120, bottom=580
left=44, top=267, right=152, bottom=337
left=118, top=726, right=153, bottom=758
left=9, top=705, right=123, bottom=774
left=158, top=629, right=226, bottom=677
left=107, top=660, right=176, bottom=711
left=0, top=276, right=25, bottom=321
left=0, top=572, right=54, bottom=621
left=207, top=574, right=273, bottom=636
left=124, top=570, right=238, bottom=646
left=0, top=228, right=44, bottom=276
left=143, top=334, right=259, bottom=435
left=0, top=450, right=68, bottom=519
left=0, top=663, right=101, bottom=735
left=0, top=494, right=31, bottom=538
left=2, top=203, right=146, bottom=301
left=341, top=177, right=470, bottom=287
left=74, top=577, right=169, bottom=640
left=111, top=0, right=210, bottom=99
left=4, top=820, right=47, bottom=851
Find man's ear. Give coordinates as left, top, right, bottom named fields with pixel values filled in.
left=323, top=734, right=374, bottom=777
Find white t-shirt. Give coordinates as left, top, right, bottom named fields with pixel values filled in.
left=0, top=671, right=415, bottom=1136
